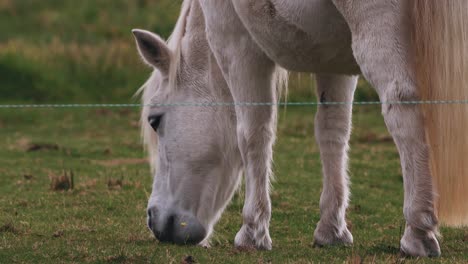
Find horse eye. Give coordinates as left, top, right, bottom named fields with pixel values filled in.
left=148, top=114, right=163, bottom=132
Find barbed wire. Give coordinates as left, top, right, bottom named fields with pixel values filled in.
left=1, top=100, right=468, bottom=109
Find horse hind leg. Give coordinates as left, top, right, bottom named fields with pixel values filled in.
left=331, top=0, right=440, bottom=257
left=312, top=74, right=357, bottom=247
left=384, top=85, right=440, bottom=257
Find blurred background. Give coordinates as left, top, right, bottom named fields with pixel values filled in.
left=0, top=0, right=378, bottom=104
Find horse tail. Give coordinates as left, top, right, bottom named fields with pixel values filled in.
left=410, top=0, right=468, bottom=227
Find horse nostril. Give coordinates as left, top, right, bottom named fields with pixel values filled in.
left=148, top=114, right=163, bottom=132
left=155, top=214, right=176, bottom=243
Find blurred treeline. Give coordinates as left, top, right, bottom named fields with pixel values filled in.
left=0, top=0, right=377, bottom=103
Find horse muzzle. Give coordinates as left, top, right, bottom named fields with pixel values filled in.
left=147, top=206, right=206, bottom=245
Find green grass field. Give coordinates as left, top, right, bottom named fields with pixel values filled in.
left=1, top=106, right=467, bottom=263
left=0, top=0, right=377, bottom=104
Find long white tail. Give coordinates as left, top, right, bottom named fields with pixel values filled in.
left=411, top=0, right=468, bottom=226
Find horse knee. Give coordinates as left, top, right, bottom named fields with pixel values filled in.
left=379, top=81, right=423, bottom=131
left=237, top=122, right=275, bottom=154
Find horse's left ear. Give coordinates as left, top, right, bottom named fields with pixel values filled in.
left=132, top=29, right=172, bottom=76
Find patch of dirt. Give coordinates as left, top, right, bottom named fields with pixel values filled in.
left=52, top=230, right=64, bottom=238
left=92, top=158, right=147, bottom=167
left=12, top=137, right=31, bottom=150
left=181, top=256, right=196, bottom=264
left=346, top=254, right=362, bottom=264
left=49, top=171, right=74, bottom=191
left=79, top=179, right=98, bottom=189
left=0, top=223, right=20, bottom=234
left=103, top=148, right=112, bottom=155
left=231, top=246, right=256, bottom=254
left=107, top=178, right=123, bottom=190
left=27, top=143, right=60, bottom=152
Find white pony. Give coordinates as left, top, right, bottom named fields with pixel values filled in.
left=133, top=0, right=468, bottom=258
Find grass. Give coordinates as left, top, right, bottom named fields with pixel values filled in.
left=0, top=0, right=378, bottom=104
left=0, top=106, right=467, bottom=263
left=0, top=0, right=181, bottom=103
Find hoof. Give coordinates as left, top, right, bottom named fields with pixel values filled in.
left=234, top=225, right=272, bottom=250
left=313, top=222, right=353, bottom=247
left=400, top=226, right=441, bottom=257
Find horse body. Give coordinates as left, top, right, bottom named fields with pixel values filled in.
left=133, top=0, right=468, bottom=258
left=199, top=0, right=443, bottom=256
left=231, top=0, right=359, bottom=74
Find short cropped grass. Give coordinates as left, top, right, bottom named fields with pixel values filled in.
left=0, top=106, right=466, bottom=263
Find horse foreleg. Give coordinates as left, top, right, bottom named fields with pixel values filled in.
left=200, top=0, right=276, bottom=250
left=313, top=74, right=357, bottom=247
left=332, top=0, right=441, bottom=257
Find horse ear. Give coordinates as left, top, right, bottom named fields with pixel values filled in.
left=132, top=29, right=172, bottom=76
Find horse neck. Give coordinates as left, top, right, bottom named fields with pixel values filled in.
left=183, top=0, right=241, bottom=178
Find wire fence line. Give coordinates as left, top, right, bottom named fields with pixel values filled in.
left=1, top=100, right=468, bottom=109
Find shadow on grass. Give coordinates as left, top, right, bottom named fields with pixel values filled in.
left=367, top=243, right=400, bottom=255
